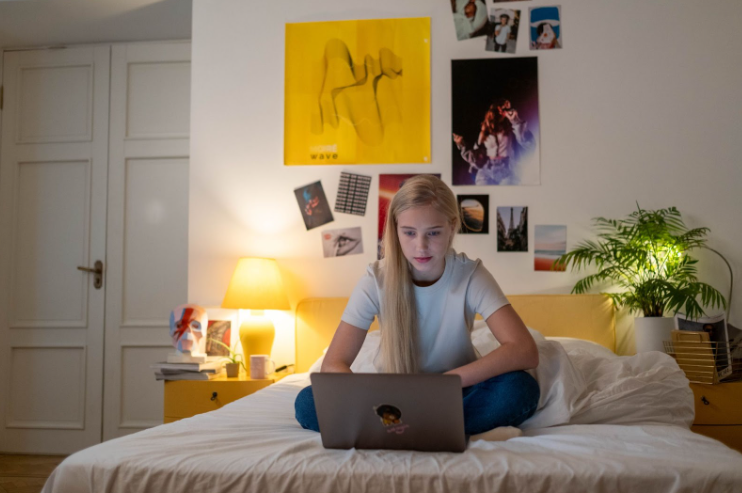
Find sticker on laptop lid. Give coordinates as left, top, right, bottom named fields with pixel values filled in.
left=373, top=404, right=410, bottom=435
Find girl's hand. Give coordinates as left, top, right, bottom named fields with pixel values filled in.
left=503, top=108, right=518, bottom=122
left=452, top=133, right=464, bottom=146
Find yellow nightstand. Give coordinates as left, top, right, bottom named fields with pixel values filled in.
left=163, top=372, right=284, bottom=423
left=689, top=380, right=742, bottom=452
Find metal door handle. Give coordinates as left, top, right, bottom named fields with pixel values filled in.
left=77, top=260, right=103, bottom=289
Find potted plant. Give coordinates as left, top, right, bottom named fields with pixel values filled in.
left=557, top=205, right=727, bottom=352
left=208, top=339, right=245, bottom=377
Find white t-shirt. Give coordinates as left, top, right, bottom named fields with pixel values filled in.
left=341, top=250, right=510, bottom=373
left=495, top=24, right=511, bottom=45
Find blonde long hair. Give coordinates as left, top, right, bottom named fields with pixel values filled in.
left=380, top=175, right=460, bottom=373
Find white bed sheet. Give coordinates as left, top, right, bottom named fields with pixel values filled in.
left=44, top=372, right=742, bottom=493
left=44, top=334, right=742, bottom=493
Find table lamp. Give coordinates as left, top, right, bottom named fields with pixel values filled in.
left=221, top=258, right=290, bottom=368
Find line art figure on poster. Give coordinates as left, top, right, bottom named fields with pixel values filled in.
left=285, top=18, right=431, bottom=165
left=530, top=6, right=562, bottom=50
left=294, top=181, right=334, bottom=230
left=451, top=58, right=540, bottom=186
left=335, top=172, right=372, bottom=216
left=322, top=227, right=364, bottom=258
left=315, top=39, right=401, bottom=147
left=497, top=206, right=528, bottom=252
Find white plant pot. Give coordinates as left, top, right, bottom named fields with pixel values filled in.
left=634, top=316, right=676, bottom=353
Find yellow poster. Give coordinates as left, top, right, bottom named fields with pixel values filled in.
left=284, top=18, right=431, bottom=165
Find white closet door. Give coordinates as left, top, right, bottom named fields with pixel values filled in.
left=0, top=46, right=110, bottom=454
left=103, top=41, right=191, bottom=440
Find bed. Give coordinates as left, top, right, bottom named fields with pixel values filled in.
left=43, top=295, right=742, bottom=493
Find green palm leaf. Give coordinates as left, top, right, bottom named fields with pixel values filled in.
left=559, top=205, right=727, bottom=319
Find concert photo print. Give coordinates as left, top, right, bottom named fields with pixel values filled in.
left=451, top=57, right=541, bottom=186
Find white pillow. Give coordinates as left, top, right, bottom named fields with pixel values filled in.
left=470, top=319, right=545, bottom=356
left=307, top=331, right=381, bottom=374
left=307, top=348, right=328, bottom=373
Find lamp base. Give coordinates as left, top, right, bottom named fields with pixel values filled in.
left=239, top=315, right=275, bottom=364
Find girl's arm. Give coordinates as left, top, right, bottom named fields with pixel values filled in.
left=445, top=305, right=538, bottom=387
left=321, top=321, right=368, bottom=373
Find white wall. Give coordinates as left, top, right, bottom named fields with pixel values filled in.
left=190, top=0, right=742, bottom=363
left=0, top=0, right=192, bottom=49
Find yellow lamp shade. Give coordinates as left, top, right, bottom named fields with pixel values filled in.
left=221, top=258, right=290, bottom=310
left=221, top=258, right=289, bottom=368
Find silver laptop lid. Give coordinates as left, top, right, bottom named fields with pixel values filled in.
left=310, top=373, right=467, bottom=453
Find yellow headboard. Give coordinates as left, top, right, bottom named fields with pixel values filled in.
left=294, top=294, right=616, bottom=373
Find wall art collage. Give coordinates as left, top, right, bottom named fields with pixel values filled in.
left=451, top=0, right=562, bottom=52
left=286, top=2, right=567, bottom=271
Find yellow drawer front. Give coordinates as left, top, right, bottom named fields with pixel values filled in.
left=690, top=381, right=742, bottom=425
left=691, top=425, right=742, bottom=453
left=164, top=379, right=272, bottom=419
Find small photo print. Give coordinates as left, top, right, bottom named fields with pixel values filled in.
left=486, top=9, right=520, bottom=54
left=321, top=227, right=363, bottom=258
left=294, top=181, right=334, bottom=230
left=206, top=320, right=232, bottom=357
left=534, top=225, right=567, bottom=271
left=451, top=0, right=491, bottom=41
left=497, top=206, right=528, bottom=252
left=335, top=172, right=372, bottom=216
left=458, top=195, right=489, bottom=234
left=530, top=6, right=562, bottom=50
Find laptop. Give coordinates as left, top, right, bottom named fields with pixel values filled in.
left=310, top=373, right=467, bottom=453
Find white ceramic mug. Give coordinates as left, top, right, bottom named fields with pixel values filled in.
left=250, top=354, right=276, bottom=379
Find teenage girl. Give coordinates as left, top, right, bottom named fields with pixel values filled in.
left=295, top=175, right=540, bottom=437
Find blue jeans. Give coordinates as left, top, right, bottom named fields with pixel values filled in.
left=294, top=370, right=540, bottom=436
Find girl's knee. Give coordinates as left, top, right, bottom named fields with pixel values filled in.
left=295, top=385, right=315, bottom=412
left=295, top=385, right=320, bottom=432
left=500, top=370, right=539, bottom=391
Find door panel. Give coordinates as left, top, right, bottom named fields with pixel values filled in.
left=104, top=41, right=191, bottom=440
left=8, top=347, right=86, bottom=429
left=17, top=63, right=93, bottom=143
left=0, top=46, right=110, bottom=454
left=13, top=160, right=89, bottom=323
left=126, top=61, right=191, bottom=138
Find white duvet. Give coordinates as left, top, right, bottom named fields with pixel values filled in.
left=43, top=332, right=742, bottom=493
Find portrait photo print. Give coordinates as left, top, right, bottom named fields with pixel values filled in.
left=451, top=57, right=541, bottom=186
left=530, top=6, right=562, bottom=50
left=486, top=9, right=520, bottom=54
left=450, top=0, right=491, bottom=41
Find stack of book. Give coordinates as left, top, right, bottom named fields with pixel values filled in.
left=151, top=359, right=225, bottom=381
